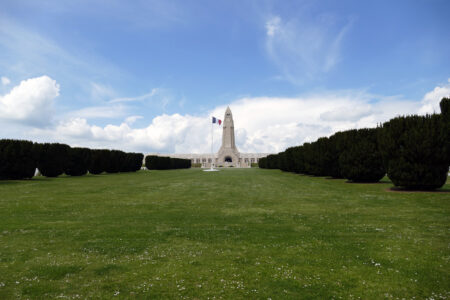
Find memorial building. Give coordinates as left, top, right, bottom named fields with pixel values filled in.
left=146, top=107, right=269, bottom=168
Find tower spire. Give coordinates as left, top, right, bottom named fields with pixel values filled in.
left=217, top=106, right=239, bottom=166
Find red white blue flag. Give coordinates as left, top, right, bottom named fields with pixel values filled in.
left=212, top=117, right=222, bottom=125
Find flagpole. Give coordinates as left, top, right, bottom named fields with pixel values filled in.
left=204, top=116, right=219, bottom=172
left=210, top=118, right=214, bottom=170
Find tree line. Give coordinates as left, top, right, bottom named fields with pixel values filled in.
left=0, top=141, right=144, bottom=179
left=259, top=98, right=450, bottom=190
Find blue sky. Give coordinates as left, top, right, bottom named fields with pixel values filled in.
left=0, top=0, right=449, bottom=153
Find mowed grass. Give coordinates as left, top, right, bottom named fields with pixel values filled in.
left=0, top=169, right=448, bottom=299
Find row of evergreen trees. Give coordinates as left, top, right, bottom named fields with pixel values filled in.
left=145, top=155, right=191, bottom=170
left=0, top=140, right=144, bottom=179
left=259, top=98, right=450, bottom=190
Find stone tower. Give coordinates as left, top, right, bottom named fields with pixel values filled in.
left=217, top=106, right=240, bottom=166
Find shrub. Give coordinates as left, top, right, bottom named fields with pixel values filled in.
left=89, top=149, right=110, bottom=174
left=145, top=155, right=170, bottom=170
left=191, top=163, right=202, bottom=168
left=106, top=150, right=126, bottom=173
left=378, top=114, right=448, bottom=189
left=130, top=153, right=144, bottom=172
left=258, top=157, right=267, bottom=168
left=440, top=98, right=450, bottom=167
left=290, top=146, right=305, bottom=174
left=38, top=143, right=70, bottom=177
left=280, top=147, right=296, bottom=172
left=338, top=128, right=385, bottom=182
left=312, top=137, right=333, bottom=177
left=65, top=147, right=91, bottom=176
left=326, top=133, right=345, bottom=178
left=145, top=156, right=190, bottom=170
left=251, top=163, right=258, bottom=168
left=0, top=139, right=40, bottom=179
left=440, top=97, right=450, bottom=117
left=170, top=158, right=191, bottom=169
left=265, top=154, right=280, bottom=169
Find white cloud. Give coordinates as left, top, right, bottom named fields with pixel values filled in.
left=110, top=88, right=159, bottom=103
left=67, top=105, right=128, bottom=119
left=265, top=16, right=281, bottom=37
left=90, top=82, right=116, bottom=101
left=265, top=14, right=353, bottom=83
left=32, top=113, right=212, bottom=153
left=29, top=90, right=422, bottom=154
left=418, top=79, right=450, bottom=114
left=125, top=115, right=143, bottom=124
left=0, top=75, right=59, bottom=125
left=109, top=88, right=171, bottom=111
left=3, top=76, right=445, bottom=154
left=1, top=76, right=10, bottom=85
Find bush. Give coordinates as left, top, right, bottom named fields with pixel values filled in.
left=145, top=156, right=190, bottom=170
left=338, top=128, right=385, bottom=182
left=65, top=147, right=91, bottom=176
left=440, top=98, right=450, bottom=164
left=378, top=114, right=448, bottom=189
left=440, top=97, right=450, bottom=116
left=291, top=146, right=305, bottom=174
left=310, top=137, right=332, bottom=177
left=0, top=139, right=40, bottom=180
left=251, top=163, right=258, bottom=168
left=130, top=153, right=144, bottom=172
left=38, top=143, right=70, bottom=177
left=191, top=163, right=202, bottom=168
left=170, top=158, right=191, bottom=169
left=265, top=154, right=279, bottom=169
left=258, top=157, right=267, bottom=168
left=145, top=155, right=170, bottom=170
left=89, top=149, right=110, bottom=175
left=106, top=150, right=126, bottom=173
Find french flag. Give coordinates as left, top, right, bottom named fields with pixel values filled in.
left=212, top=117, right=222, bottom=125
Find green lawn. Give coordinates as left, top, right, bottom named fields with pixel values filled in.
left=0, top=168, right=448, bottom=299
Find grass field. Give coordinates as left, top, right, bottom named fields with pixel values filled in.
left=0, top=168, right=449, bottom=299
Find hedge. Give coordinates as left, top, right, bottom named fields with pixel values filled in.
left=378, top=113, right=448, bottom=189
left=0, top=139, right=39, bottom=179
left=37, top=143, right=70, bottom=177
left=88, top=149, right=110, bottom=175
left=0, top=139, right=145, bottom=180
left=339, top=128, right=385, bottom=182
left=65, top=147, right=91, bottom=176
left=145, top=155, right=191, bottom=170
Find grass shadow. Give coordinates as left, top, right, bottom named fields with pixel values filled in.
left=345, top=180, right=389, bottom=184
left=387, top=187, right=450, bottom=193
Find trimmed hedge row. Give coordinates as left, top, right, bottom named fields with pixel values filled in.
left=260, top=128, right=385, bottom=183
left=260, top=98, right=450, bottom=190
left=0, top=139, right=39, bottom=180
left=145, top=155, right=191, bottom=170
left=0, top=140, right=144, bottom=179
left=378, top=113, right=449, bottom=189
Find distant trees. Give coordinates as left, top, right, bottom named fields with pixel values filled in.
left=259, top=97, right=450, bottom=190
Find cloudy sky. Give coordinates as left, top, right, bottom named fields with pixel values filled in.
left=1, top=0, right=449, bottom=154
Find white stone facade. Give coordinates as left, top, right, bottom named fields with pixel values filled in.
left=146, top=107, right=271, bottom=168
